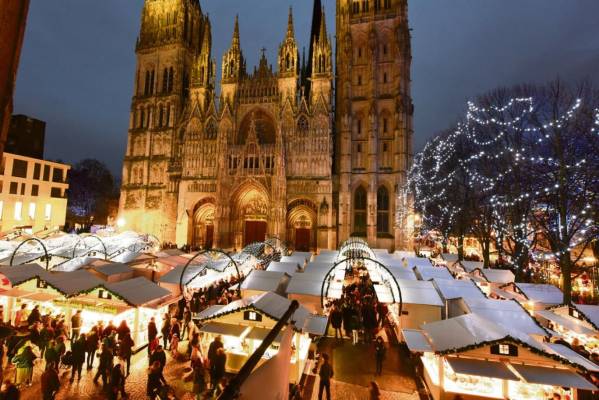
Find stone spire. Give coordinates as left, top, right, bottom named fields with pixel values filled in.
left=286, top=6, right=294, bottom=39
left=222, top=15, right=245, bottom=83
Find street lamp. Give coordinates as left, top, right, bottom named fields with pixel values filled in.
left=116, top=217, right=126, bottom=229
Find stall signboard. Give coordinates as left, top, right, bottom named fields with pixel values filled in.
left=53, top=299, right=120, bottom=315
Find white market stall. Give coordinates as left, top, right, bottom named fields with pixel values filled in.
left=193, top=292, right=327, bottom=383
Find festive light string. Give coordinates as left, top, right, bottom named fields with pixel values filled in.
left=405, top=95, right=598, bottom=267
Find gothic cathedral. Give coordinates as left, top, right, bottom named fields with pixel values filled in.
left=119, top=0, right=412, bottom=251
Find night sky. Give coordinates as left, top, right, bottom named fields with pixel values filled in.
left=13, top=0, right=599, bottom=176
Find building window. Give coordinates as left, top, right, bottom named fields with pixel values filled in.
left=383, top=142, right=388, bottom=152
left=362, top=0, right=369, bottom=12
left=383, top=118, right=388, bottom=133
left=357, top=119, right=362, bottom=135
left=50, top=188, right=62, bottom=198
left=354, top=186, right=367, bottom=236
left=358, top=75, right=362, bottom=85
left=383, top=72, right=388, bottom=83
left=384, top=0, right=391, bottom=8
left=9, top=182, right=17, bottom=195
left=352, top=1, right=360, bottom=14
left=383, top=44, right=388, bottom=55
left=28, top=203, right=36, bottom=219
left=375, top=0, right=381, bottom=11
left=168, top=67, right=174, bottom=92
left=44, top=204, right=52, bottom=221
left=11, top=159, right=28, bottom=178
left=377, top=186, right=390, bottom=234
left=162, top=68, right=168, bottom=93
left=31, top=185, right=39, bottom=196
left=357, top=143, right=362, bottom=153
left=297, top=116, right=309, bottom=136
left=52, top=168, right=63, bottom=183
left=14, top=201, right=22, bottom=221
left=33, top=163, right=41, bottom=180
left=43, top=165, right=50, bottom=181
left=20, top=184, right=25, bottom=195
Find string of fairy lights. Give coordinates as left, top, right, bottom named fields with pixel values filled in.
left=405, top=94, right=599, bottom=269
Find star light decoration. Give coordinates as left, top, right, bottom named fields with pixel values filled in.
left=404, top=95, right=599, bottom=268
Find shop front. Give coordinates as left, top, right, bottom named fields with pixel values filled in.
left=194, top=291, right=327, bottom=383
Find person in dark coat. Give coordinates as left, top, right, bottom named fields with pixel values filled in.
left=41, top=364, right=60, bottom=400
left=116, top=320, right=130, bottom=342
left=362, top=303, right=377, bottom=343
left=161, top=314, right=171, bottom=349
left=147, top=361, right=166, bottom=400
left=210, top=347, right=226, bottom=396
left=342, top=302, right=353, bottom=338
left=70, top=334, right=86, bottom=382
left=119, top=332, right=134, bottom=376
left=330, top=304, right=343, bottom=339
left=374, top=336, right=386, bottom=376
left=70, top=310, right=82, bottom=341
left=207, top=336, right=223, bottom=367
left=108, top=364, right=126, bottom=400
left=149, top=345, right=167, bottom=381
left=318, top=353, right=334, bottom=400
left=85, top=327, right=99, bottom=369
left=182, top=308, right=192, bottom=340
left=93, top=344, right=114, bottom=386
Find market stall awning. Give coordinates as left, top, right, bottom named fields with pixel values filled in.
left=480, top=269, right=515, bottom=284
left=105, top=277, right=172, bottom=307
left=199, top=322, right=249, bottom=337
left=0, top=288, right=31, bottom=298
left=515, top=283, right=563, bottom=305
left=432, top=278, right=486, bottom=301
left=510, top=364, right=597, bottom=390
left=266, top=262, right=302, bottom=275
left=447, top=357, right=518, bottom=380
left=536, top=310, right=597, bottom=336
left=414, top=266, right=453, bottom=281
left=0, top=263, right=49, bottom=286
left=546, top=343, right=599, bottom=373
left=491, top=287, right=527, bottom=302
left=402, top=329, right=432, bottom=352
left=304, top=315, right=328, bottom=336
left=245, top=326, right=284, bottom=343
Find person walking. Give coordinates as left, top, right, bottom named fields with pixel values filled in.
left=369, top=381, right=381, bottom=400
left=350, top=306, right=361, bottom=345
left=86, top=326, right=99, bottom=370
left=119, top=332, right=134, bottom=376
left=14, top=304, right=27, bottom=329
left=161, top=314, right=171, bottom=350
left=207, top=335, right=223, bottom=367
left=147, top=317, right=158, bottom=358
left=70, top=310, right=82, bottom=341
left=149, top=345, right=167, bottom=382
left=147, top=361, right=166, bottom=400
left=44, top=339, right=59, bottom=370
left=318, top=353, right=334, bottom=400
left=108, top=363, right=127, bottom=400
left=182, top=308, right=192, bottom=341
left=70, top=334, right=86, bottom=382
left=26, top=305, right=41, bottom=327
left=374, top=336, right=386, bottom=376
left=41, top=364, right=60, bottom=400
left=210, top=347, right=226, bottom=396
left=330, top=304, right=343, bottom=340
left=93, top=343, right=114, bottom=387
left=12, top=345, right=36, bottom=388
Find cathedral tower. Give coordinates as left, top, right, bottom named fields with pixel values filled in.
left=119, top=0, right=212, bottom=241
left=335, top=0, right=413, bottom=249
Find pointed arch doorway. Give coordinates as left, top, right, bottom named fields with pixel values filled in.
left=192, top=200, right=215, bottom=249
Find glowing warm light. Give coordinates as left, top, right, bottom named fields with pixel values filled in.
left=117, top=217, right=126, bottom=228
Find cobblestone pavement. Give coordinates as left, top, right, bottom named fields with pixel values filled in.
left=16, top=348, right=199, bottom=400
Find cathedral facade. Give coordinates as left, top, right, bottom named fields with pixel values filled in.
left=119, top=0, right=412, bottom=251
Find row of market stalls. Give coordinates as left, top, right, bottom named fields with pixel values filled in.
left=384, top=252, right=599, bottom=399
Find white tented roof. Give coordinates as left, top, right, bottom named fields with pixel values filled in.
left=266, top=262, right=302, bottom=275
left=396, top=279, right=443, bottom=307
left=373, top=284, right=395, bottom=304
left=402, top=329, right=433, bottom=352
left=463, top=298, right=547, bottom=336
left=195, top=291, right=326, bottom=335
left=479, top=269, right=515, bottom=284
left=574, top=304, right=599, bottom=329
left=509, top=364, right=597, bottom=390
left=491, top=287, right=528, bottom=302
left=536, top=310, right=597, bottom=336
left=279, top=256, right=304, bottom=266
left=460, top=261, right=483, bottom=272
left=317, top=250, right=338, bottom=256
left=388, top=268, right=417, bottom=281
left=105, top=277, right=172, bottom=306
left=432, top=278, right=486, bottom=301
left=421, top=313, right=544, bottom=353
left=290, top=252, right=312, bottom=262
left=311, top=254, right=337, bottom=263
left=441, top=253, right=459, bottom=263
left=240, top=270, right=290, bottom=294
left=547, top=343, right=599, bottom=372
left=414, top=266, right=453, bottom=281
left=286, top=276, right=323, bottom=297
left=394, top=250, right=417, bottom=259
left=516, top=283, right=563, bottom=305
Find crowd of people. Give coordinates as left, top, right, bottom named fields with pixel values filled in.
left=0, top=271, right=246, bottom=400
